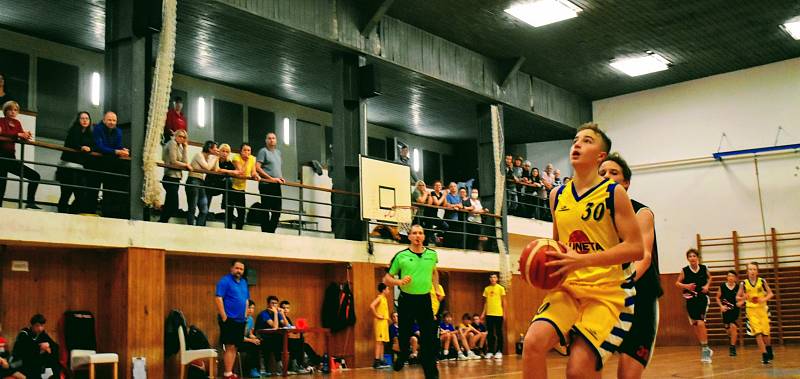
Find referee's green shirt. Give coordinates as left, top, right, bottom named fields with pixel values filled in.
left=388, top=248, right=438, bottom=295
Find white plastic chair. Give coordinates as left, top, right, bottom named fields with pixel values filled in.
left=177, top=325, right=218, bottom=379
left=70, top=349, right=119, bottom=379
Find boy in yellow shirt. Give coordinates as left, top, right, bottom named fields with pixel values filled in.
left=481, top=273, right=506, bottom=359
left=370, top=283, right=392, bottom=369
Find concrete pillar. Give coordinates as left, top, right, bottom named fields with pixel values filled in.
left=105, top=0, right=149, bottom=220
left=331, top=53, right=367, bottom=240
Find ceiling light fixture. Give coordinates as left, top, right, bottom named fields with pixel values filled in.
left=610, top=52, right=671, bottom=77
left=781, top=19, right=800, bottom=40
left=505, top=0, right=582, bottom=28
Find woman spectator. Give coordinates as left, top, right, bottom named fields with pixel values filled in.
left=158, top=129, right=191, bottom=223
left=457, top=187, right=474, bottom=249
left=207, top=143, right=239, bottom=224
left=0, top=100, right=40, bottom=208
left=516, top=161, right=533, bottom=217
left=186, top=140, right=219, bottom=226
left=428, top=180, right=449, bottom=243
left=467, top=188, right=489, bottom=250
left=412, top=179, right=431, bottom=230
left=443, top=182, right=463, bottom=247
left=227, top=142, right=259, bottom=230
left=56, top=111, right=95, bottom=214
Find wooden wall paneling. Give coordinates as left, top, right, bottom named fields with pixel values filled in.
left=350, top=262, right=378, bottom=368
left=444, top=271, right=486, bottom=326
left=505, top=274, right=548, bottom=355
left=109, top=248, right=166, bottom=379
left=0, top=246, right=111, bottom=349
left=655, top=273, right=697, bottom=346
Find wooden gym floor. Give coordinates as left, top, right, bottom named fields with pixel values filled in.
left=315, top=345, right=800, bottom=378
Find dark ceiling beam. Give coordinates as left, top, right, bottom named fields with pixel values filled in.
left=360, top=0, right=395, bottom=36
left=501, top=56, right=526, bottom=89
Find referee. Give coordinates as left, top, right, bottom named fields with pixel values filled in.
left=384, top=224, right=440, bottom=379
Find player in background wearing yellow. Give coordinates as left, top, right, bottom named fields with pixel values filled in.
left=599, top=153, right=663, bottom=379
left=715, top=270, right=741, bottom=357
left=522, top=123, right=643, bottom=379
left=676, top=249, right=713, bottom=363
left=737, top=262, right=774, bottom=364
left=481, top=273, right=507, bottom=360
left=430, top=278, right=445, bottom=319
left=370, top=283, right=392, bottom=369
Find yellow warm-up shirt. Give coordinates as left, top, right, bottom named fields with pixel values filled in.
left=483, top=283, right=506, bottom=316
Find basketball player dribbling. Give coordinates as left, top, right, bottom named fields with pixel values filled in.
left=599, top=153, right=663, bottom=379
left=676, top=249, right=713, bottom=363
left=737, top=261, right=774, bottom=364
left=522, top=123, right=643, bottom=379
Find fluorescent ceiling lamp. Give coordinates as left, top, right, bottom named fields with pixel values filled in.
left=90, top=72, right=101, bottom=106
left=413, top=148, right=420, bottom=172
left=282, top=117, right=291, bottom=145
left=781, top=20, right=800, bottom=40
left=197, top=97, right=206, bottom=128
left=505, top=0, right=582, bottom=27
left=610, top=53, right=671, bottom=77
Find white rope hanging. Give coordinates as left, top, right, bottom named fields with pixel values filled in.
left=491, top=105, right=512, bottom=290
left=142, top=0, right=178, bottom=208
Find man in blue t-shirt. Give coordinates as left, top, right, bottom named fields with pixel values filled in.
left=215, top=259, right=249, bottom=379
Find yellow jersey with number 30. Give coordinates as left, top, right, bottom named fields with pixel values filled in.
left=553, top=178, right=632, bottom=286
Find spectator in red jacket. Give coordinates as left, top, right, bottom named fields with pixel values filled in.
left=164, top=97, right=187, bottom=143
left=0, top=100, right=41, bottom=209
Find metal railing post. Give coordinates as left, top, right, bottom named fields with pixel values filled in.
left=17, top=141, right=24, bottom=208
left=298, top=183, right=303, bottom=236
left=224, top=180, right=230, bottom=228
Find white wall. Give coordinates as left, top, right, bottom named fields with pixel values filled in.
left=0, top=28, right=105, bottom=120
left=594, top=57, right=800, bottom=273
left=521, top=139, right=573, bottom=176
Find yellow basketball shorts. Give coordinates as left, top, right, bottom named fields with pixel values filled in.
left=375, top=319, right=390, bottom=342
left=532, top=280, right=636, bottom=369
left=745, top=306, right=771, bottom=336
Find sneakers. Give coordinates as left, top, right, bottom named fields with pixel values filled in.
left=494, top=352, right=503, bottom=360
left=373, top=358, right=390, bottom=369
left=762, top=352, right=770, bottom=364
left=223, top=374, right=240, bottom=379
left=392, top=354, right=406, bottom=371
left=485, top=352, right=494, bottom=359
left=729, top=345, right=737, bottom=357
left=700, top=346, right=713, bottom=363
left=457, top=352, right=467, bottom=360
left=248, top=368, right=261, bottom=378
left=467, top=351, right=480, bottom=360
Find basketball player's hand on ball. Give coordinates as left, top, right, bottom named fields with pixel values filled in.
left=544, top=245, right=586, bottom=278
left=398, top=276, right=412, bottom=285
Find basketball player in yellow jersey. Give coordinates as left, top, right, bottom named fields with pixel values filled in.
left=522, top=123, right=643, bottom=379
left=370, top=283, right=392, bottom=369
left=737, top=262, right=774, bottom=364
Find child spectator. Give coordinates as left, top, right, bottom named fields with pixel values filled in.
left=471, top=314, right=488, bottom=355
left=370, top=283, right=392, bottom=369
left=241, top=300, right=262, bottom=378
left=439, top=311, right=467, bottom=360
left=13, top=314, right=60, bottom=379
left=279, top=300, right=311, bottom=374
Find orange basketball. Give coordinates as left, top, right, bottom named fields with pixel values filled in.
left=519, top=238, right=566, bottom=290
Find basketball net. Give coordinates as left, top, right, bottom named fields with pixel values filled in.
left=141, top=0, right=178, bottom=208
left=491, top=105, right=512, bottom=290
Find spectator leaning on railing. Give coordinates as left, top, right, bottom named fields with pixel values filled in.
left=56, top=111, right=96, bottom=214
left=0, top=100, right=41, bottom=209
left=93, top=111, right=130, bottom=219
left=187, top=140, right=220, bottom=226
left=159, top=129, right=192, bottom=223
left=227, top=142, right=259, bottom=230
left=255, top=132, right=285, bottom=234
